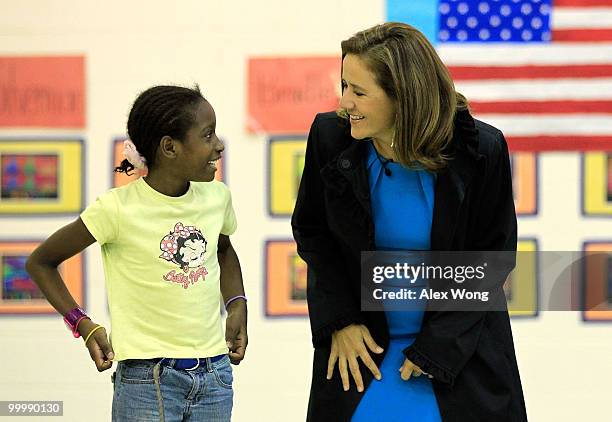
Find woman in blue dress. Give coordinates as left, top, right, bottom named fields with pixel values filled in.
left=292, top=22, right=527, bottom=421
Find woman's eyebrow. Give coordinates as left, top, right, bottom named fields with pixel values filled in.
left=343, top=79, right=366, bottom=91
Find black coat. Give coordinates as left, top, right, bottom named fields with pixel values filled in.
left=292, top=110, right=528, bottom=422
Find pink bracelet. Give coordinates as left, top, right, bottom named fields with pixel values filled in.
left=74, top=316, right=90, bottom=337
left=224, top=295, right=247, bottom=310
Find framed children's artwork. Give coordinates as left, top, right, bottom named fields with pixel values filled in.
left=511, top=153, right=538, bottom=216
left=264, top=239, right=308, bottom=317
left=582, top=152, right=612, bottom=217
left=581, top=242, right=612, bottom=322
left=111, top=138, right=226, bottom=188
left=504, top=238, right=539, bottom=318
left=0, top=240, right=84, bottom=314
left=0, top=139, right=84, bottom=215
left=267, top=137, right=307, bottom=217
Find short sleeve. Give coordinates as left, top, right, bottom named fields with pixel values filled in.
left=221, top=188, right=237, bottom=236
left=80, top=190, right=119, bottom=245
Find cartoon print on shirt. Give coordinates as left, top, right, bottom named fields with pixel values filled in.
left=159, top=222, right=209, bottom=289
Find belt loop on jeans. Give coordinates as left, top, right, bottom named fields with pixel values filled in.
left=205, top=357, right=213, bottom=373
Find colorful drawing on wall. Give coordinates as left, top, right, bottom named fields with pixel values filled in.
left=268, top=137, right=307, bottom=216
left=0, top=56, right=85, bottom=128
left=0, top=139, right=83, bottom=214
left=112, top=138, right=225, bottom=187
left=583, top=152, right=612, bottom=216
left=248, top=57, right=340, bottom=134
left=511, top=153, right=537, bottom=215
left=503, top=239, right=538, bottom=318
left=265, top=240, right=308, bottom=316
left=582, top=242, right=612, bottom=322
left=0, top=241, right=84, bottom=314
left=2, top=255, right=45, bottom=300
left=1, top=154, right=58, bottom=199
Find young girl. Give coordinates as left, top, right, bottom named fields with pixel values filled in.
left=26, top=85, right=247, bottom=422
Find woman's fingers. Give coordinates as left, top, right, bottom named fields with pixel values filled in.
left=328, top=325, right=384, bottom=392
left=399, top=358, right=427, bottom=381
left=327, top=349, right=338, bottom=380
left=339, top=358, right=350, bottom=391
left=400, top=359, right=415, bottom=381
left=359, top=352, right=382, bottom=380
left=348, top=357, right=364, bottom=392
left=361, top=326, right=384, bottom=354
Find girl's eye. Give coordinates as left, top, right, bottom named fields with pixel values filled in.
left=204, top=132, right=213, bottom=140
left=355, top=92, right=364, bottom=97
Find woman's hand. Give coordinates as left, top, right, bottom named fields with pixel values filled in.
left=400, top=358, right=433, bottom=380
left=327, top=324, right=383, bottom=392
left=79, top=319, right=114, bottom=372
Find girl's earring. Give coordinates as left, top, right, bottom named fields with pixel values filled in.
left=390, top=133, right=395, bottom=148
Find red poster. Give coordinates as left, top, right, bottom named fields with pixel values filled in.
left=0, top=56, right=85, bottom=128
left=247, top=57, right=340, bottom=134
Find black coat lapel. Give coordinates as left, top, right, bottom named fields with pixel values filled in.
left=431, top=110, right=482, bottom=250
left=331, top=140, right=372, bottom=216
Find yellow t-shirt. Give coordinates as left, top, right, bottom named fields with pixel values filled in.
left=80, top=178, right=237, bottom=361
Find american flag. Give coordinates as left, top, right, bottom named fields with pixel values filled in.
left=429, top=0, right=612, bottom=151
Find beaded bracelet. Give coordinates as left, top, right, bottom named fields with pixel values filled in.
left=224, top=295, right=247, bottom=310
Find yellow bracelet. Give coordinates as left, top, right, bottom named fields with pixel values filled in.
left=84, top=325, right=103, bottom=344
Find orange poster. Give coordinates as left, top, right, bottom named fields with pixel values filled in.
left=247, top=57, right=340, bottom=133
left=0, top=56, right=85, bottom=128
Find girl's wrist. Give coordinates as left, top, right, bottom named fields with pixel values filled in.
left=225, top=295, right=247, bottom=312
left=77, top=318, right=97, bottom=337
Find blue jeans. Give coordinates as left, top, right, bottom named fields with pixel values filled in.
left=112, top=356, right=233, bottom=421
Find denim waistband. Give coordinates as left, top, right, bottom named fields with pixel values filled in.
left=152, top=354, right=226, bottom=371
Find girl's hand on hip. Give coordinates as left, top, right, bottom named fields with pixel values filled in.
left=327, top=324, right=383, bottom=393
left=400, top=358, right=433, bottom=380
left=79, top=319, right=114, bottom=372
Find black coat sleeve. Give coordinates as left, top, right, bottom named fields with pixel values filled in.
left=291, top=115, right=363, bottom=347
left=402, top=129, right=517, bottom=385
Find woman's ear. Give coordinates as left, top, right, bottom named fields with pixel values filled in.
left=159, top=136, right=177, bottom=159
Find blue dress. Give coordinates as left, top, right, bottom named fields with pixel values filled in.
left=351, top=142, right=442, bottom=422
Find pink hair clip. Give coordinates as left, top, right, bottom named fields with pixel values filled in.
left=123, top=139, right=147, bottom=169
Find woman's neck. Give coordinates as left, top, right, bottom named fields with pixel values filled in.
left=372, top=138, right=395, bottom=161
